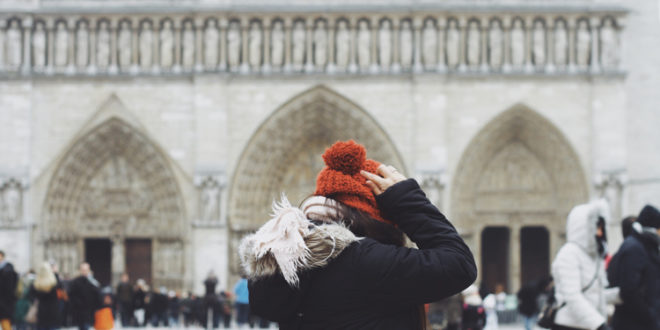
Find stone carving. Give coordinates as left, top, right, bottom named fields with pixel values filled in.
left=7, top=21, right=22, bottom=68
left=594, top=171, right=626, bottom=222
left=203, top=21, right=218, bottom=68
left=248, top=21, right=262, bottom=69
left=378, top=20, right=392, bottom=68
left=227, top=21, right=241, bottom=70
left=196, top=175, right=225, bottom=226
left=75, top=22, right=89, bottom=67
left=160, top=20, right=174, bottom=68
left=467, top=21, right=480, bottom=67
left=32, top=22, right=47, bottom=69
left=139, top=21, right=153, bottom=68
left=417, top=172, right=445, bottom=210
left=182, top=21, right=195, bottom=69
left=271, top=20, right=284, bottom=68
left=600, top=19, right=619, bottom=69
left=399, top=20, right=413, bottom=69
left=554, top=21, right=568, bottom=66
left=118, top=21, right=132, bottom=69
left=335, top=20, right=350, bottom=69
left=576, top=20, right=591, bottom=68
left=422, top=20, right=437, bottom=68
left=510, top=19, right=525, bottom=67
left=357, top=20, right=370, bottom=70
left=532, top=20, right=545, bottom=66
left=292, top=21, right=306, bottom=70
left=55, top=21, right=69, bottom=67
left=313, top=20, right=327, bottom=69
left=446, top=20, right=460, bottom=68
left=489, top=20, right=503, bottom=68
left=0, top=181, right=22, bottom=226
left=96, top=21, right=111, bottom=69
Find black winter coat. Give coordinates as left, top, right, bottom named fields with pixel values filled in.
left=68, top=275, right=101, bottom=323
left=0, top=262, right=18, bottom=318
left=248, top=179, right=477, bottom=329
left=608, top=232, right=660, bottom=330
left=29, top=284, right=60, bottom=328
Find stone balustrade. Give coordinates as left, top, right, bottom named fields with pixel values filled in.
left=0, top=7, right=626, bottom=76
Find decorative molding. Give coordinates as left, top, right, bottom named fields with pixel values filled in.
left=193, top=171, right=227, bottom=228
left=0, top=176, right=28, bottom=228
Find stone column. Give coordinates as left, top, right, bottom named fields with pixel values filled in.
left=567, top=17, right=577, bottom=73
left=172, top=19, right=182, bottom=73
left=108, top=18, right=118, bottom=74
left=502, top=16, right=511, bottom=73
left=283, top=17, right=292, bottom=72
left=305, top=17, right=314, bottom=73
left=348, top=17, right=358, bottom=73
left=546, top=17, right=556, bottom=73
left=524, top=17, right=534, bottom=73
left=480, top=17, right=489, bottom=73
left=218, top=18, right=227, bottom=71
left=66, top=17, right=76, bottom=74
left=510, top=223, right=522, bottom=293
left=327, top=18, right=336, bottom=73
left=590, top=17, right=600, bottom=74
left=131, top=18, right=140, bottom=74
left=194, top=18, right=204, bottom=72
left=391, top=18, right=401, bottom=73
left=46, top=18, right=55, bottom=75
left=111, top=236, right=125, bottom=287
left=240, top=17, right=249, bottom=74
left=88, top=18, right=97, bottom=74
left=0, top=19, right=6, bottom=71
left=437, top=17, right=446, bottom=73
left=22, top=17, right=32, bottom=75
left=262, top=17, right=271, bottom=73
left=151, top=20, right=160, bottom=74
left=370, top=16, right=379, bottom=73
left=473, top=224, right=484, bottom=286
left=458, top=17, right=467, bottom=72
left=412, top=17, right=423, bottom=73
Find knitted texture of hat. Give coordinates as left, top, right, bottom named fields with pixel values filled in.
left=314, top=140, right=389, bottom=223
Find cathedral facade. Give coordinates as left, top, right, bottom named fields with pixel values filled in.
left=0, top=0, right=657, bottom=294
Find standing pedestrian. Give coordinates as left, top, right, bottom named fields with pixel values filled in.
left=608, top=205, right=660, bottom=330
left=0, top=250, right=18, bottom=330
left=234, top=276, right=250, bottom=327
left=240, top=140, right=477, bottom=329
left=517, top=280, right=545, bottom=330
left=29, top=262, right=61, bottom=330
left=68, top=263, right=100, bottom=330
left=551, top=200, right=620, bottom=330
left=115, top=273, right=134, bottom=327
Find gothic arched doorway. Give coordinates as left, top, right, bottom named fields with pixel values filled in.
left=451, top=105, right=588, bottom=293
left=42, top=117, right=187, bottom=289
left=228, top=85, right=405, bottom=279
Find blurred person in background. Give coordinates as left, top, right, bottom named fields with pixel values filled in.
left=234, top=275, right=250, bottom=328
left=0, top=250, right=18, bottom=330
left=68, top=263, right=100, bottom=330
left=115, top=273, right=133, bottom=327
left=29, top=262, right=61, bottom=330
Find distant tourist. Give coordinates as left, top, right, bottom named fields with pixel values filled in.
left=115, top=273, right=134, bottom=327
left=29, top=262, right=61, bottom=330
left=68, top=263, right=100, bottom=330
left=0, top=250, right=18, bottom=330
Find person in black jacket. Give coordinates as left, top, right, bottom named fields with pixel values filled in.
left=240, top=140, right=477, bottom=329
left=0, top=250, right=18, bottom=330
left=67, top=263, right=100, bottom=330
left=608, top=204, right=660, bottom=330
left=115, top=273, right=133, bottom=327
left=30, top=262, right=61, bottom=330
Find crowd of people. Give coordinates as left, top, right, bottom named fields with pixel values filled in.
left=0, top=257, right=269, bottom=330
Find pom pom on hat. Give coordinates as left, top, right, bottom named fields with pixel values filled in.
left=322, top=140, right=366, bottom=175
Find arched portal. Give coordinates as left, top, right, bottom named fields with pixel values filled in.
left=228, top=85, right=405, bottom=276
left=43, top=117, right=186, bottom=288
left=452, top=105, right=588, bottom=292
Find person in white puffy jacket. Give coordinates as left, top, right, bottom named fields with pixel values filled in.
left=551, top=200, right=620, bottom=330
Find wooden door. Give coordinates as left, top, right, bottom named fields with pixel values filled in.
left=125, top=239, right=152, bottom=286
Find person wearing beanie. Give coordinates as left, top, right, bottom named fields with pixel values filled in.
left=608, top=204, right=660, bottom=330
left=240, top=140, right=476, bottom=329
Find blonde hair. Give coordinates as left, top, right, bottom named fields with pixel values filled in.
left=34, top=262, right=57, bottom=292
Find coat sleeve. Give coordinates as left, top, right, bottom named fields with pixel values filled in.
left=552, top=247, right=606, bottom=329
left=614, top=242, right=654, bottom=324
left=353, top=179, right=477, bottom=305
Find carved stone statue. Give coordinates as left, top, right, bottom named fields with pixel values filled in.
left=76, top=22, right=89, bottom=67
left=160, top=20, right=174, bottom=68
left=399, top=20, right=413, bottom=69
left=576, top=20, right=591, bottom=68
left=201, top=184, right=220, bottom=223
left=139, top=22, right=153, bottom=68
left=227, top=21, right=241, bottom=70
left=55, top=21, right=69, bottom=67
left=510, top=19, right=525, bottom=67
left=248, top=21, right=262, bottom=69
left=357, top=20, right=371, bottom=69
left=600, top=19, right=619, bottom=69
left=96, top=21, right=111, bottom=69
left=554, top=21, right=568, bottom=66
left=378, top=20, right=392, bottom=68
left=118, top=21, right=132, bottom=69
left=446, top=20, right=460, bottom=68
left=7, top=21, right=22, bottom=68
left=271, top=21, right=284, bottom=68
left=422, top=20, right=437, bottom=68
left=532, top=21, right=545, bottom=66
left=467, top=21, right=480, bottom=66
left=33, top=23, right=47, bottom=69
left=2, top=184, right=21, bottom=224
left=335, top=20, right=350, bottom=69
left=313, top=21, right=327, bottom=69
left=489, top=21, right=503, bottom=68
left=291, top=21, right=306, bottom=70
left=182, top=21, right=195, bottom=69
left=203, top=21, right=219, bottom=68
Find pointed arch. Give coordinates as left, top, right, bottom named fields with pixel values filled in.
left=228, top=85, right=405, bottom=232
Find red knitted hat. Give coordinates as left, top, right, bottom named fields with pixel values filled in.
left=314, top=140, right=390, bottom=223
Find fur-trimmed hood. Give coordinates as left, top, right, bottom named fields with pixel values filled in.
left=239, top=195, right=360, bottom=287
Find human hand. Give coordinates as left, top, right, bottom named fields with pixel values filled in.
left=360, top=164, right=406, bottom=195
